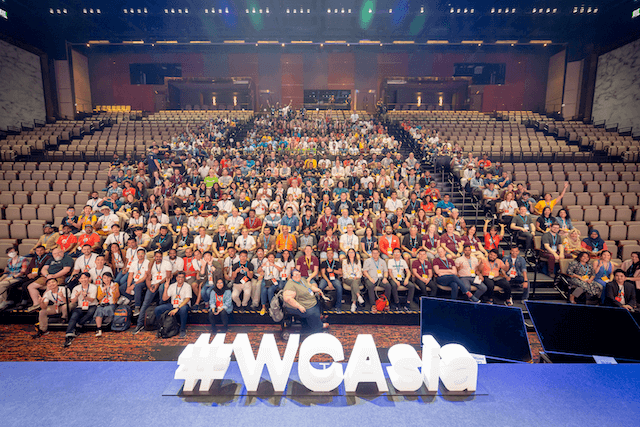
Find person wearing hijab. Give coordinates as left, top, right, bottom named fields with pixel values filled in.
left=563, top=229, right=583, bottom=259
left=208, top=278, right=232, bottom=332
left=581, top=229, right=607, bottom=258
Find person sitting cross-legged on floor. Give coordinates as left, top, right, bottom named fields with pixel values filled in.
left=64, top=272, right=98, bottom=347
left=154, top=271, right=192, bottom=338
left=209, top=278, right=232, bottom=333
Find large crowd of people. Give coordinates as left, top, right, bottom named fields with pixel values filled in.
left=0, top=111, right=637, bottom=346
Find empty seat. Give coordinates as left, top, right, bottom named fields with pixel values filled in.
left=609, top=224, right=628, bottom=241
left=9, top=223, right=27, bottom=239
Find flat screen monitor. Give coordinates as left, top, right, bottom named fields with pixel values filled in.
left=420, top=297, right=532, bottom=363
left=525, top=301, right=640, bottom=362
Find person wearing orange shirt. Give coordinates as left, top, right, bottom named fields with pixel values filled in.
left=275, top=226, right=297, bottom=257
left=56, top=225, right=78, bottom=255
left=378, top=225, right=401, bottom=260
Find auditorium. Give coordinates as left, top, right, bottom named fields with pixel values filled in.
left=0, top=1, right=639, bottom=425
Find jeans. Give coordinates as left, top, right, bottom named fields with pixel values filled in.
left=114, top=271, right=128, bottom=286
left=459, top=276, right=488, bottom=300
left=436, top=274, right=471, bottom=299
left=155, top=303, right=189, bottom=332
left=201, top=281, right=214, bottom=304
left=66, top=305, right=97, bottom=335
left=318, top=278, right=343, bottom=308
left=209, top=309, right=229, bottom=329
left=260, top=279, right=285, bottom=305
left=507, top=276, right=528, bottom=299
left=135, top=283, right=165, bottom=328
left=285, top=303, right=323, bottom=334
left=484, top=277, right=511, bottom=301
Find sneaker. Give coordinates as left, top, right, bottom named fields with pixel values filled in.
left=63, top=337, right=73, bottom=348
left=65, top=331, right=77, bottom=338
left=31, top=329, right=49, bottom=339
left=132, top=307, right=140, bottom=317
left=350, top=302, right=357, bottom=312
left=0, top=301, right=10, bottom=311
left=334, top=308, right=342, bottom=314
left=259, top=307, right=266, bottom=316
left=471, top=296, right=480, bottom=303
left=133, top=325, right=144, bottom=335
left=17, top=300, right=29, bottom=309
left=95, top=330, right=103, bottom=337
left=179, top=330, right=187, bottom=338
left=357, top=294, right=365, bottom=305
left=403, top=304, right=411, bottom=311
left=25, top=305, right=40, bottom=313
left=506, top=298, right=513, bottom=306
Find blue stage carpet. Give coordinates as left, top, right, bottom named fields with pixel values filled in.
left=1, top=361, right=639, bottom=427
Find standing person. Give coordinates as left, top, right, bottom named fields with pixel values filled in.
left=132, top=251, right=172, bottom=334
left=258, top=252, right=285, bottom=315
left=209, top=278, right=232, bottom=332
left=318, top=248, right=344, bottom=313
left=342, top=248, right=364, bottom=313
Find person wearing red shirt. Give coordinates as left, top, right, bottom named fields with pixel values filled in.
left=483, top=219, right=505, bottom=256
left=378, top=225, right=401, bottom=259
left=75, top=224, right=101, bottom=255
left=122, top=180, right=136, bottom=200
left=57, top=225, right=78, bottom=255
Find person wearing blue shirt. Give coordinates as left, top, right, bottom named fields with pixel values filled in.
left=436, top=194, right=455, bottom=217
left=503, top=246, right=529, bottom=301
left=280, top=207, right=300, bottom=234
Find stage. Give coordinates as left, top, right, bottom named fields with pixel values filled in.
left=1, top=361, right=639, bottom=426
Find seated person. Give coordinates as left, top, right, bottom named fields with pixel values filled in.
left=604, top=269, right=636, bottom=311
left=0, top=248, right=28, bottom=311
left=295, top=245, right=320, bottom=285
left=503, top=246, right=530, bottom=301
left=479, top=249, right=511, bottom=305
left=282, top=269, right=328, bottom=334
left=26, top=248, right=73, bottom=312
left=148, top=226, right=173, bottom=256
left=582, top=229, right=608, bottom=258
left=30, top=223, right=59, bottom=254
left=94, top=271, right=120, bottom=337
left=411, top=249, right=437, bottom=300
left=342, top=248, right=364, bottom=313
left=540, top=222, right=565, bottom=276
left=154, top=271, right=192, bottom=338
left=64, top=272, right=98, bottom=347
left=621, top=251, right=640, bottom=290
left=75, top=224, right=101, bottom=255
left=231, top=250, right=254, bottom=309
left=132, top=250, right=172, bottom=334
left=510, top=205, right=535, bottom=254
left=56, top=225, right=78, bottom=255
left=32, top=277, right=70, bottom=339
left=209, top=278, right=232, bottom=332
left=432, top=246, right=478, bottom=302
left=566, top=251, right=599, bottom=304
left=536, top=207, right=555, bottom=234
left=258, top=252, right=286, bottom=315
left=387, top=248, right=410, bottom=310
left=454, top=245, right=488, bottom=302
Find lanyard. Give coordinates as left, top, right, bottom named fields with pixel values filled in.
left=410, top=237, right=417, bottom=248
left=421, top=261, right=428, bottom=274
left=218, top=234, right=227, bottom=246
left=519, top=215, right=527, bottom=224
left=366, top=238, right=373, bottom=250
left=551, top=233, right=558, bottom=246
left=449, top=234, right=457, bottom=245
left=439, top=257, right=450, bottom=269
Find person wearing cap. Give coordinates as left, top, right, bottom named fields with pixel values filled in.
left=96, top=206, right=120, bottom=236
left=30, top=223, right=59, bottom=255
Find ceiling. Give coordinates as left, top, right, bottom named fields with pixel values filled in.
left=1, top=0, right=639, bottom=58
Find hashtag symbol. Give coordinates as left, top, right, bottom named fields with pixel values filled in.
left=175, top=333, right=233, bottom=392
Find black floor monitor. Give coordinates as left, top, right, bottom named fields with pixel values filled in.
left=420, top=297, right=532, bottom=363
left=525, top=301, right=640, bottom=362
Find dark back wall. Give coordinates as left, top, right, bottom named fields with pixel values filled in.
left=87, top=46, right=551, bottom=113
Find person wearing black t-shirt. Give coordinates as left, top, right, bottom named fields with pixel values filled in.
left=231, top=250, right=254, bottom=310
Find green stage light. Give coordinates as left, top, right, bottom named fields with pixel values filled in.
left=360, top=0, right=376, bottom=29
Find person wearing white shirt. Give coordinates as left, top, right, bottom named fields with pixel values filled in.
left=72, top=245, right=98, bottom=275
left=385, top=192, right=404, bottom=221
left=103, top=225, right=129, bottom=250
left=194, top=227, right=213, bottom=253
left=187, top=213, right=207, bottom=231
left=153, top=207, right=170, bottom=225
left=386, top=248, right=408, bottom=310
left=331, top=163, right=345, bottom=179
left=121, top=249, right=150, bottom=308
left=132, top=251, right=173, bottom=333
left=217, top=196, right=234, bottom=216
left=94, top=271, right=120, bottom=336
left=339, top=225, right=360, bottom=259
left=64, top=272, right=98, bottom=346
left=96, top=208, right=119, bottom=235
left=146, top=217, right=162, bottom=240
left=164, top=249, right=185, bottom=275
left=226, top=209, right=244, bottom=236
left=235, top=228, right=257, bottom=260
left=154, top=271, right=192, bottom=337
left=89, top=256, right=113, bottom=289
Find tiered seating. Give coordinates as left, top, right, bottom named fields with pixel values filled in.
left=94, top=105, right=132, bottom=112
left=0, top=161, right=111, bottom=269
left=387, top=110, right=490, bottom=122
left=305, top=110, right=371, bottom=121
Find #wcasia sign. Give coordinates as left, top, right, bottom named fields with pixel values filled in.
left=174, top=333, right=478, bottom=394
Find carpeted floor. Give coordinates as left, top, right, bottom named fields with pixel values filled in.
left=0, top=324, right=542, bottom=363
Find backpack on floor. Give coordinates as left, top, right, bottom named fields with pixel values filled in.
left=111, top=304, right=132, bottom=332
left=144, top=305, right=158, bottom=331
left=375, top=294, right=389, bottom=312
left=269, top=289, right=284, bottom=322
left=157, top=311, right=179, bottom=338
